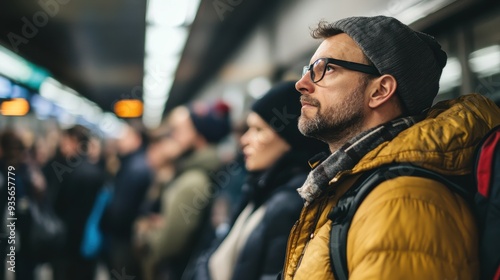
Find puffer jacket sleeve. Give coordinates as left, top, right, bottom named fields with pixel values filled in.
left=347, top=176, right=479, bottom=280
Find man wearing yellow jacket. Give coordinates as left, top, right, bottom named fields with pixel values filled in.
left=283, top=16, right=500, bottom=279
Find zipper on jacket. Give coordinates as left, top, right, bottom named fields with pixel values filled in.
left=282, top=220, right=299, bottom=279
left=295, top=238, right=310, bottom=271
left=294, top=197, right=329, bottom=274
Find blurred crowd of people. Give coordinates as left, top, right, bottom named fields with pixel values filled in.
left=0, top=81, right=324, bottom=280
left=3, top=13, right=500, bottom=280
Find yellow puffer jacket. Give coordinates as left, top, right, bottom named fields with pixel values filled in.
left=283, top=94, right=500, bottom=280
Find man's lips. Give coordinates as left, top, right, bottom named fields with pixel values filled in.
left=300, top=97, right=319, bottom=107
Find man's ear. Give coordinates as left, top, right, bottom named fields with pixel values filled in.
left=367, top=74, right=398, bottom=109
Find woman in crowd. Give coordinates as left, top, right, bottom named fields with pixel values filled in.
left=197, top=81, right=328, bottom=280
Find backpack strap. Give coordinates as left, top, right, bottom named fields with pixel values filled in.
left=474, top=125, right=500, bottom=280
left=328, top=164, right=470, bottom=280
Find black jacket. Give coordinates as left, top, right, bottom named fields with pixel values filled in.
left=193, top=152, right=311, bottom=280
left=45, top=154, right=106, bottom=256
left=101, top=147, right=153, bottom=239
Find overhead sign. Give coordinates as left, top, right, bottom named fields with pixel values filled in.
left=1, top=98, right=30, bottom=116
left=114, top=99, right=144, bottom=118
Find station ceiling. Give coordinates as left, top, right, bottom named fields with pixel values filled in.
left=0, top=0, right=282, bottom=115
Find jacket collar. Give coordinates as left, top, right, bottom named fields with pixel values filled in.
left=297, top=116, right=420, bottom=206
left=298, top=94, right=500, bottom=206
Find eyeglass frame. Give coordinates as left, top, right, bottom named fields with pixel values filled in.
left=302, top=57, right=380, bottom=83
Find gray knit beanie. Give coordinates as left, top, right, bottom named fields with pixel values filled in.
left=330, top=16, right=447, bottom=115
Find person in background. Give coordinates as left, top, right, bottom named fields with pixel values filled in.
left=135, top=100, right=231, bottom=280
left=100, top=120, right=154, bottom=279
left=138, top=129, right=178, bottom=224
left=0, top=128, right=46, bottom=280
left=209, top=121, right=248, bottom=238
left=200, top=81, right=328, bottom=280
left=282, top=16, right=500, bottom=279
left=102, top=137, right=121, bottom=179
left=87, top=134, right=104, bottom=166
left=44, top=125, right=106, bottom=280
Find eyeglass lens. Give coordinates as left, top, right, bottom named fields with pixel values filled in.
left=303, top=59, right=326, bottom=83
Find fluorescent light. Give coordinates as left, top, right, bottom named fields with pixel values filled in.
left=142, top=110, right=166, bottom=128
left=142, top=95, right=168, bottom=129
left=39, top=76, right=125, bottom=135
left=370, top=0, right=457, bottom=25
left=60, top=92, right=83, bottom=114
left=144, top=74, right=173, bottom=95
left=0, top=50, right=32, bottom=82
left=469, top=45, right=500, bottom=77
left=144, top=55, right=178, bottom=75
left=142, top=119, right=162, bottom=130
left=0, top=45, right=50, bottom=90
left=142, top=0, right=201, bottom=128
left=39, top=77, right=63, bottom=100
left=143, top=95, right=169, bottom=108
left=40, top=77, right=82, bottom=114
left=145, top=26, right=188, bottom=58
left=398, top=0, right=456, bottom=24
left=147, top=0, right=200, bottom=27
left=142, top=73, right=172, bottom=128
left=82, top=103, right=103, bottom=124
left=439, top=57, right=462, bottom=94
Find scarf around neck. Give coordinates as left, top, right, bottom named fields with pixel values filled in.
left=297, top=116, right=421, bottom=206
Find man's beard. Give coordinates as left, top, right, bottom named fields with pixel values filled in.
left=298, top=85, right=366, bottom=144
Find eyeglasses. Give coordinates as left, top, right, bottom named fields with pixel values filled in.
left=302, top=57, right=380, bottom=83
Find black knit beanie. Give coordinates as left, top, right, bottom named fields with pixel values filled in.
left=188, top=100, right=231, bottom=143
left=330, top=16, right=447, bottom=115
left=251, top=81, right=328, bottom=154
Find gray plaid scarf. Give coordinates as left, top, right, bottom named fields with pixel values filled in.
left=297, top=116, right=421, bottom=206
